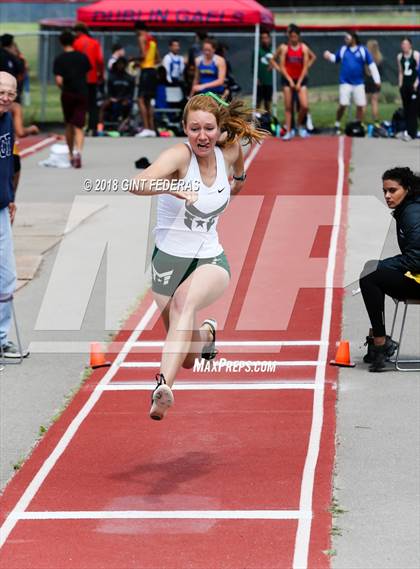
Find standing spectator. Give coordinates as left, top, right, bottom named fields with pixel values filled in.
left=53, top=30, right=91, bottom=168
left=324, top=31, right=381, bottom=134
left=73, top=23, right=104, bottom=136
left=191, top=38, right=226, bottom=96
left=135, top=21, right=160, bottom=137
left=0, top=35, right=24, bottom=103
left=183, top=62, right=196, bottom=98
left=365, top=39, right=383, bottom=124
left=162, top=39, right=185, bottom=121
left=0, top=71, right=28, bottom=359
left=256, top=30, right=274, bottom=113
left=188, top=31, right=208, bottom=67
left=216, top=42, right=240, bottom=101
left=397, top=37, right=419, bottom=141
left=97, top=57, right=134, bottom=134
left=162, top=39, right=185, bottom=86
left=272, top=24, right=311, bottom=140
left=107, top=43, right=125, bottom=72
left=10, top=101, right=39, bottom=193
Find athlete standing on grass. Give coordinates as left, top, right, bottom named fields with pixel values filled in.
left=271, top=24, right=311, bottom=141
left=129, top=93, right=265, bottom=420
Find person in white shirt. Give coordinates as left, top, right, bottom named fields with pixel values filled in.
left=161, top=39, right=186, bottom=120
left=162, top=39, right=185, bottom=85
left=129, top=92, right=265, bottom=420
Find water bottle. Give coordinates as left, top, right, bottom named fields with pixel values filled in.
left=367, top=124, right=374, bottom=137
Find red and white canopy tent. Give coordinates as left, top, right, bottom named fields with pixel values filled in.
left=77, top=0, right=274, bottom=108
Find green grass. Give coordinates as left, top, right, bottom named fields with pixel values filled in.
left=275, top=83, right=399, bottom=129
left=275, top=10, right=419, bottom=26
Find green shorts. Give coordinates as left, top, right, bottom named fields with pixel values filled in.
left=151, top=246, right=231, bottom=297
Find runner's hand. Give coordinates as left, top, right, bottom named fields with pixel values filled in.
left=175, top=189, right=198, bottom=206
left=231, top=179, right=244, bottom=196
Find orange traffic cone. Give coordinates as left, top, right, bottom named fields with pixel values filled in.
left=330, top=340, right=356, bottom=367
left=89, top=342, right=111, bottom=369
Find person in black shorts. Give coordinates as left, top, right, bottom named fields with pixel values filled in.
left=135, top=21, right=160, bottom=137
left=53, top=30, right=91, bottom=168
left=360, top=167, right=420, bottom=372
left=397, top=37, right=419, bottom=141
left=256, top=30, right=274, bottom=113
left=364, top=39, right=383, bottom=124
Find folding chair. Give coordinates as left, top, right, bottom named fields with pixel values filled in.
left=389, top=298, right=420, bottom=372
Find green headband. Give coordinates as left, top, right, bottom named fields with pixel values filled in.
left=200, top=92, right=229, bottom=107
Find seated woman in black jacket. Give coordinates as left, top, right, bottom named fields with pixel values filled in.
left=360, top=167, right=420, bottom=372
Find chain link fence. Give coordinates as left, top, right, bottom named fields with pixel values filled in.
left=6, top=28, right=420, bottom=122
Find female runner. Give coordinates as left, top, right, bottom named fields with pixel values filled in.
left=130, top=93, right=265, bottom=418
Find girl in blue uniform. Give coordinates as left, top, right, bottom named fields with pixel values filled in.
left=191, top=39, right=226, bottom=96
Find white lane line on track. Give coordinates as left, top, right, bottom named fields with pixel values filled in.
left=14, top=510, right=311, bottom=521
left=132, top=340, right=325, bottom=347
left=0, top=136, right=266, bottom=549
left=100, top=381, right=317, bottom=391
left=0, top=302, right=158, bottom=549
left=244, top=141, right=262, bottom=169
left=292, top=137, right=346, bottom=569
left=119, top=361, right=323, bottom=368
left=26, top=339, right=324, bottom=354
left=19, top=136, right=56, bottom=157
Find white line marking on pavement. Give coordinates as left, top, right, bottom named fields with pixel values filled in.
left=27, top=339, right=324, bottom=354
left=15, top=509, right=311, bottom=521
left=292, top=137, right=345, bottom=569
left=119, top=361, right=323, bottom=368
left=132, top=340, right=324, bottom=347
left=19, top=136, right=56, bottom=157
left=0, top=302, right=158, bottom=549
left=99, top=381, right=317, bottom=391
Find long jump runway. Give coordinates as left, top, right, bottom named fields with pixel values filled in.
left=0, top=136, right=350, bottom=569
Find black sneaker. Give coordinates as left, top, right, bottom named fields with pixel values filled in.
left=363, top=335, right=398, bottom=363
left=369, top=344, right=388, bottom=372
left=201, top=319, right=218, bottom=361
left=149, top=373, right=174, bottom=421
left=0, top=341, right=29, bottom=359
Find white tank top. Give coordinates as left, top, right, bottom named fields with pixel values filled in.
left=154, top=143, right=230, bottom=258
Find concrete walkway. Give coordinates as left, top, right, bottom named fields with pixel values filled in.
left=333, top=137, right=420, bottom=569
left=0, top=137, right=172, bottom=488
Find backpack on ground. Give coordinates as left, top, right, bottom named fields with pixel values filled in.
left=345, top=121, right=365, bottom=137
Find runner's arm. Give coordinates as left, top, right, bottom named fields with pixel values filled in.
left=224, top=141, right=245, bottom=196
left=368, top=62, right=381, bottom=85
left=306, top=45, right=317, bottom=69
left=397, top=54, right=403, bottom=88
left=270, top=45, right=282, bottom=73
left=130, top=144, right=197, bottom=204
left=190, top=58, right=200, bottom=96
left=296, top=45, right=309, bottom=86
left=54, top=75, right=63, bottom=89
left=414, top=51, right=420, bottom=90
left=279, top=45, right=294, bottom=86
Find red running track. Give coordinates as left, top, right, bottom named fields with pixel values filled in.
left=0, top=136, right=350, bottom=569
